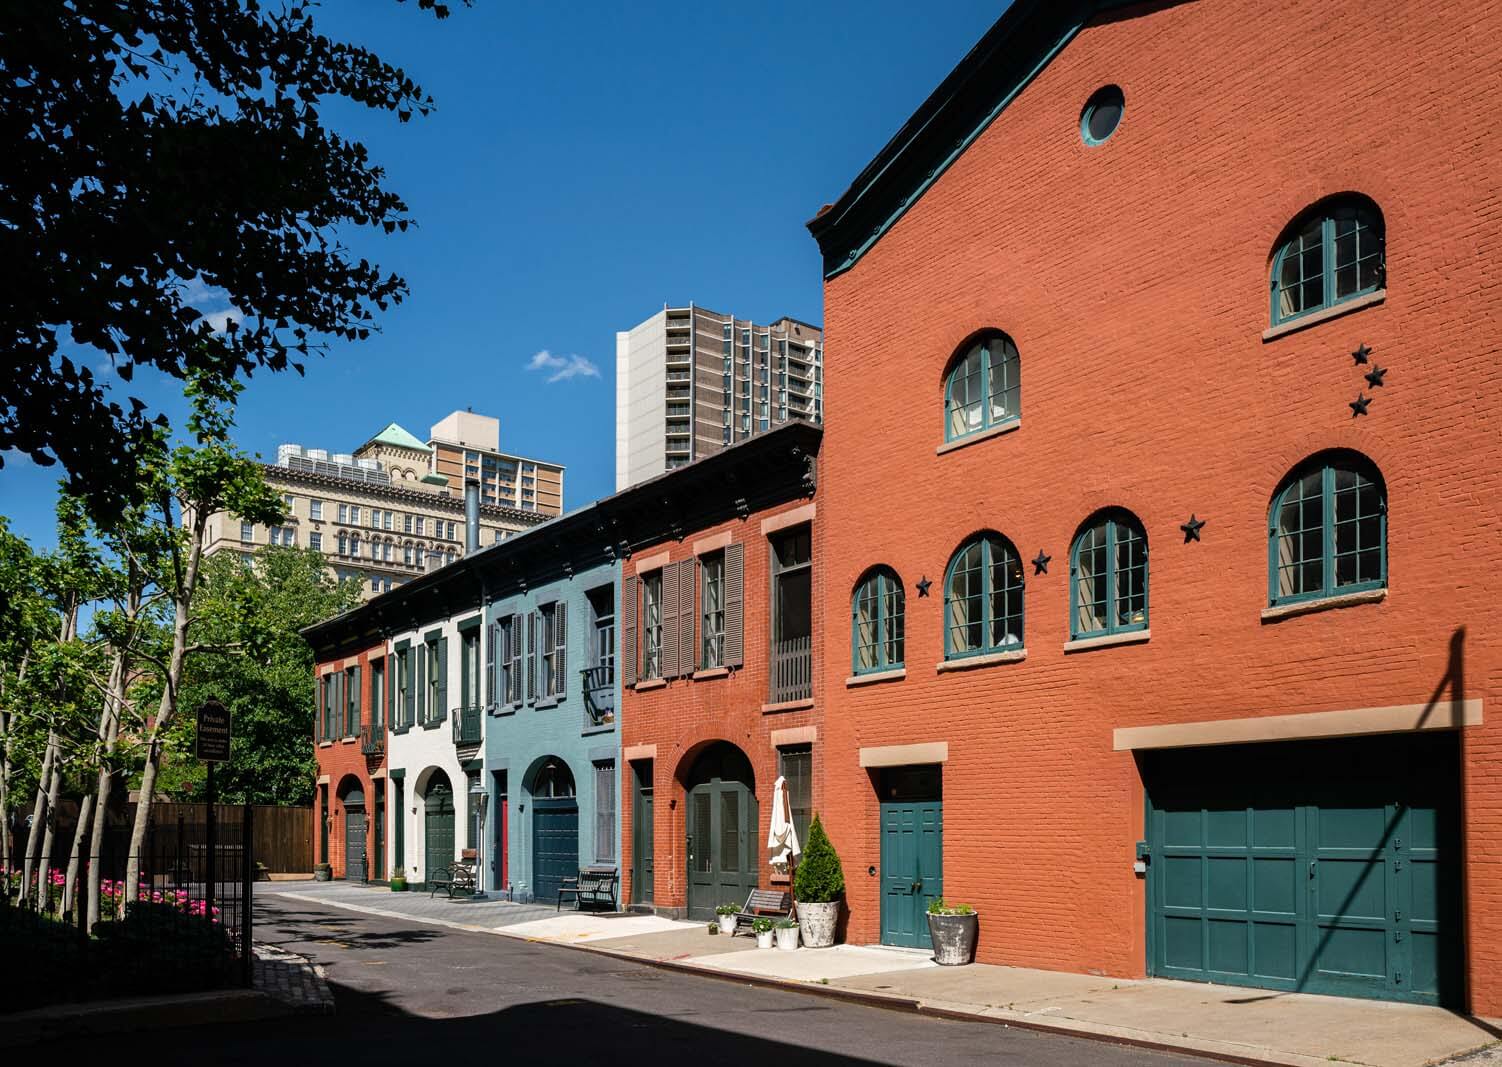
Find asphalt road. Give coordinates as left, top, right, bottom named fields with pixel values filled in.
left=49, top=895, right=1214, bottom=1066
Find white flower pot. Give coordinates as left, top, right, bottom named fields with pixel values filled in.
left=797, top=900, right=839, bottom=948
left=755, top=929, right=775, bottom=949
left=718, top=914, right=737, bottom=934
left=775, top=926, right=799, bottom=951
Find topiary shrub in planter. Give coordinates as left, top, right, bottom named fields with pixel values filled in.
left=793, top=815, right=844, bottom=948
left=926, top=898, right=978, bottom=965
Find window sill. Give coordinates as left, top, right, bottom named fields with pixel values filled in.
left=936, top=418, right=1021, bottom=456
left=762, top=698, right=815, bottom=715
left=493, top=706, right=517, bottom=718
left=935, top=649, right=1025, bottom=673
left=846, top=667, right=906, bottom=687
left=1262, top=289, right=1385, bottom=342
left=318, top=740, right=334, bottom=748
left=390, top=726, right=409, bottom=736
left=341, top=736, right=358, bottom=744
left=693, top=667, right=729, bottom=681
left=534, top=697, right=559, bottom=710
left=581, top=722, right=616, bottom=736
left=1064, top=629, right=1150, bottom=653
left=420, top=719, right=444, bottom=731
left=634, top=678, right=667, bottom=692
left=1261, top=587, right=1386, bottom=622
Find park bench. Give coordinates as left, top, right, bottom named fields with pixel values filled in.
left=731, top=889, right=792, bottom=936
left=428, top=860, right=477, bottom=899
left=556, top=866, right=619, bottom=911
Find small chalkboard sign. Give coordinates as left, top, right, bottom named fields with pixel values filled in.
left=195, top=698, right=232, bottom=762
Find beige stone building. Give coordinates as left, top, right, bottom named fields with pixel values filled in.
left=203, top=412, right=563, bottom=599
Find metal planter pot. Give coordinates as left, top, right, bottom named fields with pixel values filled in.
left=798, top=900, right=839, bottom=948
left=927, top=912, right=978, bottom=966
left=314, top=865, right=332, bottom=883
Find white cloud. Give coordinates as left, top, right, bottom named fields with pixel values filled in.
left=526, top=349, right=600, bottom=383
left=180, top=276, right=241, bottom=335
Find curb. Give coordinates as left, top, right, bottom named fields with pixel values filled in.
left=0, top=989, right=289, bottom=1050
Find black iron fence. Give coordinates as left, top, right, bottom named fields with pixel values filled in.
left=1, top=804, right=255, bottom=1011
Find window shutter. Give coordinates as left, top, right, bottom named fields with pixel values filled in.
left=349, top=665, right=361, bottom=735
left=724, top=542, right=744, bottom=668
left=317, top=676, right=327, bottom=740
left=485, top=622, right=496, bottom=708
left=661, top=565, right=680, bottom=679
left=526, top=611, right=537, bottom=703
left=678, top=560, right=696, bottom=674
left=404, top=649, right=415, bottom=727
left=331, top=672, right=342, bottom=739
left=384, top=659, right=392, bottom=728
left=554, top=601, right=568, bottom=697
left=416, top=645, right=427, bottom=724
left=436, top=638, right=449, bottom=721
left=621, top=576, right=638, bottom=687
left=509, top=615, right=523, bottom=703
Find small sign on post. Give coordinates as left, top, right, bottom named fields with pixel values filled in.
left=196, top=698, right=232, bottom=762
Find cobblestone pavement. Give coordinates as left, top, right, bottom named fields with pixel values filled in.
left=262, top=880, right=559, bottom=930
left=253, top=941, right=334, bottom=1014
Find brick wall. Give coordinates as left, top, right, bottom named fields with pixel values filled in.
left=314, top=641, right=388, bottom=880
left=620, top=498, right=824, bottom=915
left=816, top=0, right=1502, bottom=1011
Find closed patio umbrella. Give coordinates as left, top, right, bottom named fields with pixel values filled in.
left=767, top=775, right=801, bottom=871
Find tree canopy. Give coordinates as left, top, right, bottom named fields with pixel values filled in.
left=1, top=0, right=459, bottom=524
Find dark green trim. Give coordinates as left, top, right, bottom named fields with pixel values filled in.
left=388, top=768, right=406, bottom=780
left=423, top=627, right=444, bottom=643
left=394, top=639, right=411, bottom=652
left=456, top=614, right=482, bottom=633
left=807, top=0, right=1141, bottom=279
left=461, top=758, right=483, bottom=772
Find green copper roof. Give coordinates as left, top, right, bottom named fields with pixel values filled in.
left=367, top=422, right=430, bottom=453
left=421, top=473, right=449, bottom=485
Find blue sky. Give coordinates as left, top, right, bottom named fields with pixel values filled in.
left=0, top=1, right=1003, bottom=549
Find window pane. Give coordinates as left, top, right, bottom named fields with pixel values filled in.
left=691, top=791, right=711, bottom=874
left=1331, top=465, right=1382, bottom=590
left=854, top=578, right=880, bottom=670
left=1276, top=471, right=1325, bottom=598
left=986, top=337, right=1020, bottom=424
left=720, top=790, right=740, bottom=873
left=780, top=746, right=812, bottom=849
left=946, top=348, right=984, bottom=437
left=883, top=575, right=905, bottom=667
left=1276, top=220, right=1324, bottom=318
left=946, top=542, right=984, bottom=653
left=1075, top=523, right=1108, bottom=634
left=1113, top=522, right=1148, bottom=627
left=988, top=538, right=1024, bottom=647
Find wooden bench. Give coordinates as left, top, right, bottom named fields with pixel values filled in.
left=428, top=861, right=476, bottom=899
left=731, top=889, right=792, bottom=936
left=557, top=866, right=619, bottom=911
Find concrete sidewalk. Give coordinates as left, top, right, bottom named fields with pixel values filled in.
left=265, top=882, right=1500, bottom=1067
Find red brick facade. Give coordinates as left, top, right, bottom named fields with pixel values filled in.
left=619, top=498, right=823, bottom=918
left=815, top=0, right=1502, bottom=1012
left=314, top=641, right=388, bottom=881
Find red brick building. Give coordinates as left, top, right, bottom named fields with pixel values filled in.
left=613, top=423, right=822, bottom=920
left=809, top=0, right=1502, bottom=1012
left=311, top=631, right=389, bottom=882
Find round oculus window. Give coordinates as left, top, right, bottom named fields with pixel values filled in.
left=1081, top=85, right=1124, bottom=145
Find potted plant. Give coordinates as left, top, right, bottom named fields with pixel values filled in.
left=926, top=898, right=978, bottom=966
left=314, top=862, right=332, bottom=882
left=752, top=917, right=775, bottom=949
left=773, top=917, right=799, bottom=951
left=715, top=902, right=739, bottom=935
left=793, top=815, right=844, bottom=948
left=390, top=872, right=407, bottom=893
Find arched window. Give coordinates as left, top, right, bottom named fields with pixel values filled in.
left=944, top=533, right=1024, bottom=658
left=852, top=567, right=904, bottom=673
left=1071, top=511, right=1148, bottom=638
left=1269, top=452, right=1386, bottom=606
left=1271, top=197, right=1384, bottom=326
left=944, top=332, right=1020, bottom=442
left=349, top=532, right=361, bottom=558
left=337, top=531, right=348, bottom=556
left=533, top=759, right=575, bottom=799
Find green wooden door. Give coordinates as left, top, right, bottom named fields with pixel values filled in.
left=684, top=744, right=757, bottom=921
left=424, top=778, right=455, bottom=887
left=532, top=800, right=578, bottom=904
left=344, top=810, right=367, bottom=882
left=632, top=764, right=654, bottom=907
left=880, top=800, right=943, bottom=948
left=1146, top=733, right=1460, bottom=1006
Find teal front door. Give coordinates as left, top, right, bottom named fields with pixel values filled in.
left=1145, top=732, right=1461, bottom=1006
left=344, top=810, right=367, bottom=882
left=532, top=800, right=578, bottom=904
left=424, top=777, right=455, bottom=887
left=879, top=765, right=943, bottom=949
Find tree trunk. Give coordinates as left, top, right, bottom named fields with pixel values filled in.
left=36, top=730, right=64, bottom=911
left=63, top=792, right=93, bottom=916
left=124, top=516, right=205, bottom=902
left=87, top=654, right=129, bottom=927
left=20, top=732, right=56, bottom=904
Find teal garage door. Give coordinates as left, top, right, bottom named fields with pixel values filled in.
left=1144, top=732, right=1461, bottom=1006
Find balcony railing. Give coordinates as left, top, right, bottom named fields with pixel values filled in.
left=770, top=635, right=812, bottom=704
left=582, top=665, right=615, bottom=727
left=360, top=723, right=385, bottom=755
left=451, top=704, right=483, bottom=746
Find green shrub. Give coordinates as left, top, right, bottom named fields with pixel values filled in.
left=715, top=902, right=740, bottom=916
left=751, top=917, right=774, bottom=934
left=927, top=898, right=975, bottom=916
left=793, top=815, right=845, bottom=903
left=773, top=917, right=799, bottom=930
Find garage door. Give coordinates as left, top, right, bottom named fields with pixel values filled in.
left=1143, top=732, right=1460, bottom=1006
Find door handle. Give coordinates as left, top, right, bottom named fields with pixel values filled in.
left=1308, top=862, right=1316, bottom=879
left=912, top=879, right=922, bottom=893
